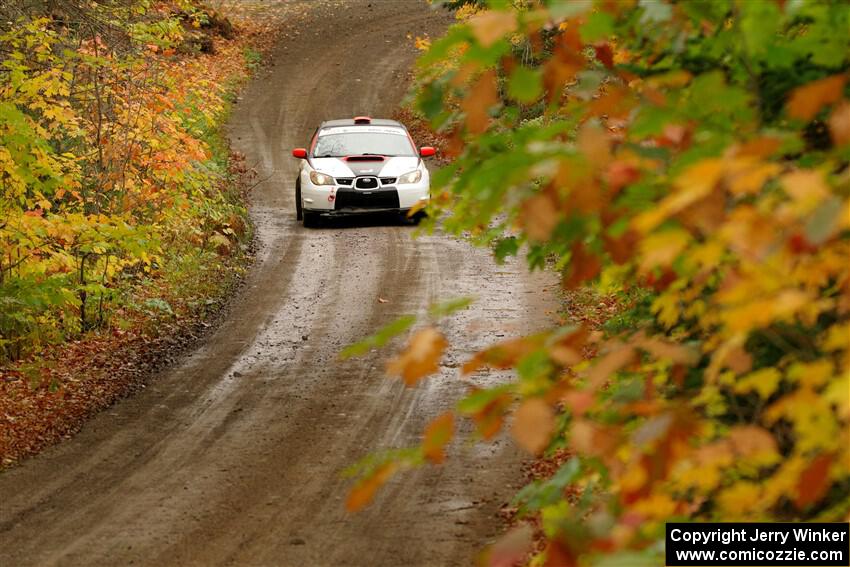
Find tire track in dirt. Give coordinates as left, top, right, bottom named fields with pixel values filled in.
left=0, top=2, right=558, bottom=566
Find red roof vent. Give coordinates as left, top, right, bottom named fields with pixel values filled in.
left=353, top=116, right=372, bottom=124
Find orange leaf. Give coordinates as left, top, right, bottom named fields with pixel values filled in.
left=728, top=425, right=778, bottom=460
left=828, top=101, right=850, bottom=146
left=386, top=327, right=448, bottom=386
left=346, top=462, right=398, bottom=512
left=422, top=412, right=454, bottom=464
left=543, top=35, right=584, bottom=102
left=604, top=160, right=641, bottom=192
left=462, top=335, right=544, bottom=375
left=462, top=70, right=499, bottom=134
left=734, top=136, right=783, bottom=159
left=787, top=74, right=847, bottom=121
left=485, top=524, right=533, bottom=567
left=571, top=419, right=619, bottom=458
left=473, top=395, right=511, bottom=440
left=511, top=398, right=556, bottom=454
left=586, top=344, right=635, bottom=388
left=562, top=390, right=594, bottom=417
left=469, top=10, right=517, bottom=48
left=794, top=453, right=834, bottom=509
left=563, top=241, right=601, bottom=289
left=578, top=122, right=611, bottom=168
left=544, top=540, right=577, bottom=567
left=520, top=193, right=560, bottom=241
left=725, top=345, right=753, bottom=374
left=603, top=226, right=638, bottom=265
left=726, top=160, right=782, bottom=196
left=636, top=336, right=699, bottom=365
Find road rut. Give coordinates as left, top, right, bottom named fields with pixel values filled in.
left=0, top=2, right=557, bottom=565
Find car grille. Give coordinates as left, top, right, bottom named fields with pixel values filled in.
left=355, top=177, right=379, bottom=190
left=336, top=177, right=353, bottom=185
left=380, top=177, right=396, bottom=185
left=335, top=188, right=400, bottom=210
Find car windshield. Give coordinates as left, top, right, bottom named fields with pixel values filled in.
left=313, top=127, right=415, bottom=158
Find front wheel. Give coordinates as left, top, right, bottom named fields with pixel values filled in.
left=303, top=211, right=320, bottom=228
left=406, top=210, right=427, bottom=225
left=295, top=177, right=303, bottom=221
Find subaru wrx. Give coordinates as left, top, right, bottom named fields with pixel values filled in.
left=291, top=117, right=435, bottom=227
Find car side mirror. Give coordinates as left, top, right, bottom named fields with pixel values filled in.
left=419, top=146, right=436, bottom=158
left=292, top=148, right=307, bottom=159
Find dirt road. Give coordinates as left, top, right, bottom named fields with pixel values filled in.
left=0, top=2, right=556, bottom=565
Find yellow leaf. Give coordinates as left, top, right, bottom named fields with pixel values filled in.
left=632, top=492, right=678, bottom=520
left=726, top=158, right=782, bottom=195
left=734, top=368, right=781, bottom=399
left=511, top=398, right=555, bottom=455
left=638, top=229, right=691, bottom=271
left=717, top=481, right=764, bottom=518
left=634, top=159, right=723, bottom=232
left=781, top=170, right=830, bottom=212
left=787, top=360, right=833, bottom=389
left=618, top=461, right=648, bottom=493
left=822, top=322, right=850, bottom=352
left=824, top=373, right=850, bottom=421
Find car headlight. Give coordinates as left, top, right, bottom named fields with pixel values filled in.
left=397, top=169, right=422, bottom=184
left=309, top=170, right=335, bottom=186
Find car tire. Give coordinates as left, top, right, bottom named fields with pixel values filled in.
left=295, top=177, right=303, bottom=221
left=303, top=211, right=320, bottom=228
left=408, top=210, right=427, bottom=225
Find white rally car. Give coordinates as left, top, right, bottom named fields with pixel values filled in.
left=291, top=117, right=435, bottom=227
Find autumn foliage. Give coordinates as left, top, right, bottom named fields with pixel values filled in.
left=0, top=1, right=251, bottom=364
left=347, top=1, right=850, bottom=564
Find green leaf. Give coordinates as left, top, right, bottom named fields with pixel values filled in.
left=507, top=66, right=542, bottom=103
left=580, top=12, right=614, bottom=43
left=340, top=315, right=417, bottom=359
left=740, top=0, right=781, bottom=57
left=429, top=297, right=474, bottom=318
left=513, top=458, right=581, bottom=513
left=457, top=384, right=513, bottom=415
left=494, top=236, right=520, bottom=262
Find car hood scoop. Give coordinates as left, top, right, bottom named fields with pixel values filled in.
left=344, top=155, right=386, bottom=162
left=311, top=156, right=420, bottom=178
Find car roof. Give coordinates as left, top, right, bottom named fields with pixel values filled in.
left=320, top=118, right=405, bottom=129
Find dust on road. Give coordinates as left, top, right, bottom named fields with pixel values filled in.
left=0, top=2, right=557, bottom=565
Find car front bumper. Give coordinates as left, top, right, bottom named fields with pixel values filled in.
left=301, top=178, right=429, bottom=213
